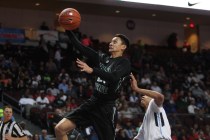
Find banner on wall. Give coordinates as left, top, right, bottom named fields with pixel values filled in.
left=25, top=29, right=59, bottom=43
left=37, top=30, right=58, bottom=42
left=35, top=30, right=58, bottom=42
left=119, top=0, right=210, bottom=11
left=0, top=28, right=25, bottom=43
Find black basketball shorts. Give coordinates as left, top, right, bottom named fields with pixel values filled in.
left=65, top=99, right=117, bottom=140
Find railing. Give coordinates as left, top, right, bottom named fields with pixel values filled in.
left=45, top=111, right=210, bottom=136
left=1, top=92, right=22, bottom=116
left=2, top=91, right=210, bottom=136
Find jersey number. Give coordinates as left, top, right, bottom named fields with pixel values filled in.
left=154, top=112, right=165, bottom=127
left=97, top=77, right=106, bottom=84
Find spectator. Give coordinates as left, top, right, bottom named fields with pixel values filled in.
left=129, top=91, right=138, bottom=105
left=38, top=35, right=49, bottom=61
left=150, top=82, right=162, bottom=93
left=155, top=66, right=167, bottom=83
left=81, top=34, right=92, bottom=47
left=168, top=113, right=182, bottom=129
left=182, top=77, right=191, bottom=92
left=46, top=90, right=56, bottom=104
left=19, top=92, right=37, bottom=119
left=66, top=82, right=78, bottom=99
left=59, top=90, right=67, bottom=102
left=39, top=129, right=50, bottom=140
left=190, top=83, right=205, bottom=99
left=119, top=103, right=133, bottom=120
left=40, top=22, right=49, bottom=30
left=36, top=91, right=50, bottom=109
left=66, top=98, right=78, bottom=112
left=30, top=75, right=39, bottom=89
left=116, top=94, right=128, bottom=111
left=0, top=73, right=12, bottom=89
left=130, top=44, right=142, bottom=70
left=52, top=93, right=66, bottom=108
left=19, top=121, right=33, bottom=139
left=140, top=74, right=151, bottom=87
left=188, top=99, right=199, bottom=114
left=32, top=133, right=39, bottom=140
left=54, top=48, right=63, bottom=70
left=116, top=129, right=127, bottom=140
left=162, top=83, right=172, bottom=101
left=176, top=90, right=188, bottom=113
left=58, top=68, right=69, bottom=82
left=124, top=120, right=134, bottom=139
left=58, top=79, right=68, bottom=94
left=46, top=58, right=57, bottom=75
left=184, top=91, right=195, bottom=104
left=47, top=82, right=60, bottom=97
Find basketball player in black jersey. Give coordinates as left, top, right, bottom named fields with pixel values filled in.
left=55, top=30, right=131, bottom=140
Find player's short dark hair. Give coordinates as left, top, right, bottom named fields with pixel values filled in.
left=115, top=34, right=130, bottom=48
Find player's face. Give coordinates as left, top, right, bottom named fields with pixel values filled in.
left=109, top=37, right=126, bottom=53
left=3, top=108, right=13, bottom=121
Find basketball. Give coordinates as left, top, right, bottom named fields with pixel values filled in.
left=58, top=8, right=81, bottom=30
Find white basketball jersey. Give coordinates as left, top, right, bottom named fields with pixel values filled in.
left=135, top=99, right=172, bottom=140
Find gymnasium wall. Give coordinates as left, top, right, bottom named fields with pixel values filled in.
left=0, top=7, right=209, bottom=49
left=0, top=8, right=55, bottom=30
left=199, top=25, right=210, bottom=50
left=80, top=14, right=185, bottom=47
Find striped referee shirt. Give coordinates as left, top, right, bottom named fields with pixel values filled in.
left=0, top=119, right=26, bottom=139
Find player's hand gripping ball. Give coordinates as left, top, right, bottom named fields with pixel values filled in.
left=58, top=8, right=81, bottom=30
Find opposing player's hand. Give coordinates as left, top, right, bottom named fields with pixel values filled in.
left=133, top=136, right=140, bottom=140
left=76, top=58, right=93, bottom=74
left=130, top=73, right=138, bottom=92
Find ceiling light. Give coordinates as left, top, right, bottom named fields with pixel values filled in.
left=183, top=24, right=188, bottom=27
left=115, top=10, right=120, bottom=13
left=152, top=14, right=156, bottom=17
left=35, top=3, right=40, bottom=6
left=189, top=23, right=195, bottom=28
left=186, top=17, right=190, bottom=20
left=118, top=0, right=210, bottom=11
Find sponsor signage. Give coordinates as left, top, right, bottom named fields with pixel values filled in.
left=118, top=0, right=210, bottom=11
left=0, top=28, right=25, bottom=43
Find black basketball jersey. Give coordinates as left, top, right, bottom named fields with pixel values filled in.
left=66, top=31, right=131, bottom=101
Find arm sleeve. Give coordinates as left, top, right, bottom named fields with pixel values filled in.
left=134, top=125, right=144, bottom=140
left=93, top=59, right=130, bottom=82
left=66, top=30, right=99, bottom=63
left=150, top=99, right=161, bottom=112
left=13, top=124, right=26, bottom=137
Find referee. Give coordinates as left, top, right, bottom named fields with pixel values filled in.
left=0, top=105, right=27, bottom=140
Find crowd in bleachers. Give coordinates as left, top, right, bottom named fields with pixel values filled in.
left=1, top=29, right=210, bottom=140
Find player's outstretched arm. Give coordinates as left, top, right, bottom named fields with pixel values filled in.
left=76, top=57, right=131, bottom=83
left=130, top=74, right=164, bottom=106
left=65, top=30, right=98, bottom=62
